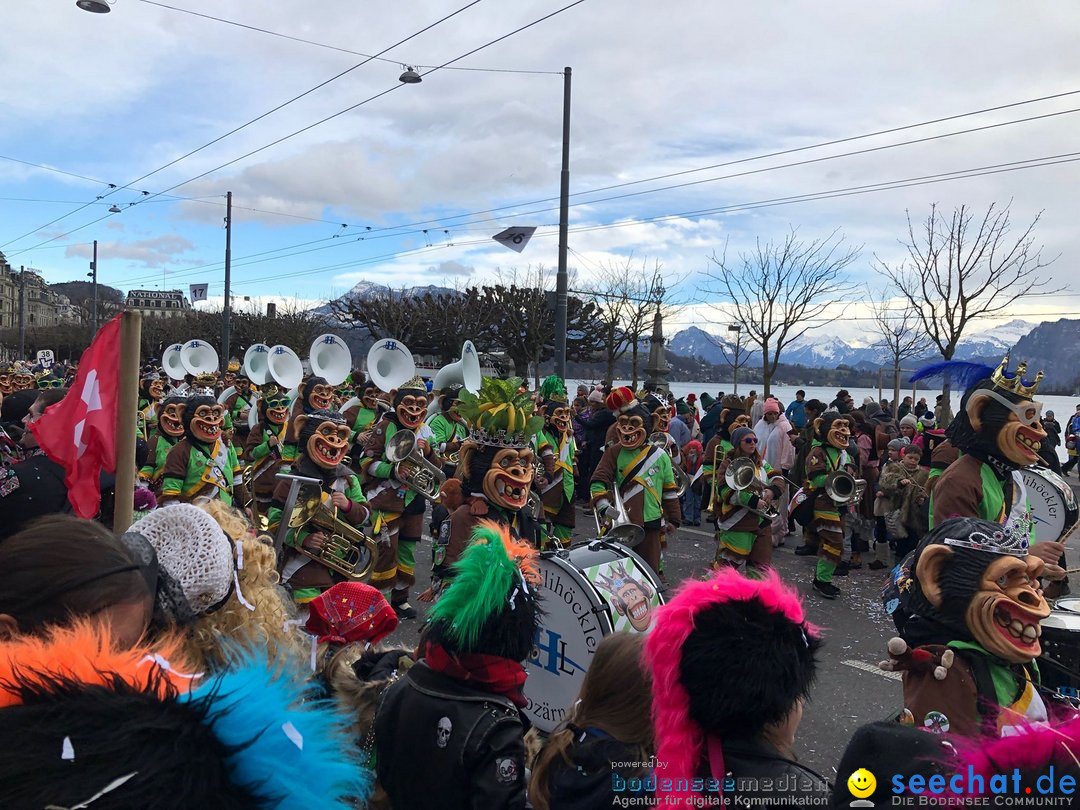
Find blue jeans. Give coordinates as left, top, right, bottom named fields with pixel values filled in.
left=682, top=489, right=701, bottom=523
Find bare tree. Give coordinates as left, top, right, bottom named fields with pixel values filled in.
left=874, top=202, right=1058, bottom=426
left=866, top=287, right=933, bottom=415
left=697, top=324, right=753, bottom=394
left=702, top=228, right=860, bottom=397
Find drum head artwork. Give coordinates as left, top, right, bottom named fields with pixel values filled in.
left=523, top=542, right=664, bottom=732
left=1020, top=467, right=1079, bottom=542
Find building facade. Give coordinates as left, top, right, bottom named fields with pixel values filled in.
left=0, top=262, right=67, bottom=329
left=125, top=289, right=192, bottom=317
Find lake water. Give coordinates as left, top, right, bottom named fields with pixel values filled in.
left=569, top=379, right=1079, bottom=462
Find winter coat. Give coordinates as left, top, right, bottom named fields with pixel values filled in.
left=375, top=661, right=527, bottom=810
left=713, top=736, right=831, bottom=808
left=754, top=415, right=796, bottom=472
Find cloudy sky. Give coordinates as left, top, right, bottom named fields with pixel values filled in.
left=3, top=0, right=1079, bottom=342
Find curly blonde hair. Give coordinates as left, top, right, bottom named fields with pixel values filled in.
left=182, top=501, right=306, bottom=673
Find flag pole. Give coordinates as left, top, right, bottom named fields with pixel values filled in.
left=113, top=311, right=142, bottom=533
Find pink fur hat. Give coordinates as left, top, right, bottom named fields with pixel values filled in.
left=643, top=569, right=821, bottom=805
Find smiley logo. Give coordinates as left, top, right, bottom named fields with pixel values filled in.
left=847, top=768, right=876, bottom=798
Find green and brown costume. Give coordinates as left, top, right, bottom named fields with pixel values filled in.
left=160, top=437, right=246, bottom=506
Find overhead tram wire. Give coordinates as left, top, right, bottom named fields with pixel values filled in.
left=3, top=0, right=590, bottom=258
left=88, top=107, right=1080, bottom=285
left=0, top=0, right=487, bottom=252
left=137, top=0, right=563, bottom=75
left=156, top=149, right=1080, bottom=294
left=6, top=83, right=1080, bottom=258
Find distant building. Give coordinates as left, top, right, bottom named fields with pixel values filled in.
left=0, top=264, right=67, bottom=329
left=125, top=289, right=192, bottom=318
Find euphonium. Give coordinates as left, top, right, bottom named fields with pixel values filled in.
left=824, top=470, right=867, bottom=505
left=385, top=429, right=446, bottom=500
left=724, top=457, right=779, bottom=519
left=649, top=431, right=688, bottom=497
left=592, top=481, right=645, bottom=548
left=288, top=496, right=378, bottom=581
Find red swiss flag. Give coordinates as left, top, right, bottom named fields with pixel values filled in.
left=30, top=314, right=121, bottom=518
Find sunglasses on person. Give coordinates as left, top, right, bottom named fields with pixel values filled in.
left=36, top=379, right=64, bottom=389
left=741, top=437, right=758, bottom=444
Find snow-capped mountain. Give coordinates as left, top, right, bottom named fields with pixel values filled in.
left=315, top=282, right=459, bottom=318
left=667, top=320, right=1037, bottom=369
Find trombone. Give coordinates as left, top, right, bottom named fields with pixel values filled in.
left=592, top=482, right=645, bottom=547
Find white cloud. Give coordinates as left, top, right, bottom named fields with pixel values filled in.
left=65, top=235, right=196, bottom=268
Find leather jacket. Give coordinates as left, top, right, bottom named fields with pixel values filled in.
left=374, top=661, right=527, bottom=810
left=721, top=737, right=830, bottom=807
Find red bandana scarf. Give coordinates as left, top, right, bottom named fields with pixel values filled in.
left=421, top=640, right=528, bottom=708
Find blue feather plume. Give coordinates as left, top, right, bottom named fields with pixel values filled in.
left=181, top=650, right=371, bottom=808
left=907, top=360, right=995, bottom=393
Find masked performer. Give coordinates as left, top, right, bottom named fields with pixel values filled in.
left=268, top=410, right=372, bottom=605
left=361, top=376, right=436, bottom=619
left=221, top=371, right=254, bottom=440
left=159, top=393, right=247, bottom=507
left=243, top=386, right=291, bottom=518
left=909, top=356, right=1045, bottom=536
left=880, top=517, right=1058, bottom=738
left=0, top=367, right=13, bottom=397
left=136, top=372, right=163, bottom=439
left=137, top=394, right=187, bottom=490
left=535, top=376, right=577, bottom=548
left=713, top=426, right=784, bottom=573
left=429, top=378, right=542, bottom=599
left=590, top=388, right=681, bottom=575
left=425, top=385, right=468, bottom=540
left=342, top=376, right=380, bottom=442
left=802, top=412, right=857, bottom=599
left=702, top=395, right=750, bottom=513
left=283, top=375, right=336, bottom=466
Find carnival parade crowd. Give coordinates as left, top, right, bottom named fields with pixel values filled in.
left=0, top=333, right=1079, bottom=809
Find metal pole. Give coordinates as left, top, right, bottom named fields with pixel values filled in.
left=113, top=310, right=142, bottom=533
left=221, top=191, right=232, bottom=371
left=18, top=267, right=26, bottom=360
left=553, top=66, right=572, bottom=378
left=91, top=239, right=99, bottom=334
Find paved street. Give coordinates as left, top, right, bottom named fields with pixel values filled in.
left=383, top=483, right=1080, bottom=779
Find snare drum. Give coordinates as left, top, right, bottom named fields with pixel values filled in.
left=1040, top=604, right=1080, bottom=694
left=523, top=540, right=665, bottom=732
left=1020, top=466, right=1079, bottom=542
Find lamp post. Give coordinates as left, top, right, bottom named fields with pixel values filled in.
left=727, top=324, right=742, bottom=394
left=88, top=239, right=99, bottom=334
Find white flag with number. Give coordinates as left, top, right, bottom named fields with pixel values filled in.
left=492, top=226, right=537, bottom=253
left=189, top=283, right=208, bottom=303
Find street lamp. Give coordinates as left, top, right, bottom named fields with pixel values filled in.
left=398, top=66, right=422, bottom=84
left=553, top=66, right=571, bottom=379
left=727, top=323, right=742, bottom=394
left=76, top=0, right=112, bottom=12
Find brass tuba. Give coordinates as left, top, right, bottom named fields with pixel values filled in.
left=649, top=431, right=688, bottom=497
left=592, top=481, right=645, bottom=547
left=288, top=496, right=378, bottom=581
left=385, top=429, right=446, bottom=500
left=724, top=457, right=779, bottom=519
left=824, top=470, right=867, bottom=505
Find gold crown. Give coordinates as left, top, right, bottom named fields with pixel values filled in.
left=227, top=359, right=240, bottom=373
left=991, top=354, right=1043, bottom=399
left=399, top=375, right=427, bottom=392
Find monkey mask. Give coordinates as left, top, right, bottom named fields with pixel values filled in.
left=181, top=396, right=224, bottom=446
left=391, top=377, right=428, bottom=431
left=354, top=378, right=379, bottom=411
left=296, top=411, right=351, bottom=470
left=140, top=374, right=164, bottom=403
left=616, top=404, right=651, bottom=450
left=814, top=413, right=851, bottom=450
left=13, top=372, right=35, bottom=392
left=0, top=370, right=12, bottom=395
left=158, top=396, right=188, bottom=439
left=467, top=444, right=534, bottom=511
left=913, top=356, right=1046, bottom=471
left=260, top=390, right=290, bottom=427
left=901, top=517, right=1049, bottom=663
left=640, top=391, right=672, bottom=433
left=299, top=376, right=334, bottom=413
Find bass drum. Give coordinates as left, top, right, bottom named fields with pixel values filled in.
left=1039, top=598, right=1080, bottom=696
left=523, top=540, right=664, bottom=733
left=1020, top=466, right=1079, bottom=542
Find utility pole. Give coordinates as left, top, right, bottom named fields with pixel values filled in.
left=221, top=191, right=232, bottom=371
left=90, top=239, right=99, bottom=334
left=553, top=66, right=572, bottom=378
left=17, top=267, right=26, bottom=360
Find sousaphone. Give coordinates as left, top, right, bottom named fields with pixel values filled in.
left=309, top=333, right=352, bottom=386
left=366, top=338, right=416, bottom=393
left=163, top=342, right=186, bottom=381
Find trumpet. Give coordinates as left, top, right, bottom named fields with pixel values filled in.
left=724, top=457, right=780, bottom=519
left=648, top=431, right=688, bottom=497
left=824, top=470, right=867, bottom=505
left=288, top=496, right=378, bottom=581
left=385, top=429, right=446, bottom=500
left=592, top=481, right=645, bottom=547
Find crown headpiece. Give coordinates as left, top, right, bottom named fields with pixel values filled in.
left=398, top=375, right=427, bottom=393
left=227, top=359, right=241, bottom=373
left=458, top=376, right=543, bottom=449
left=944, top=523, right=1030, bottom=558
left=991, top=354, right=1044, bottom=399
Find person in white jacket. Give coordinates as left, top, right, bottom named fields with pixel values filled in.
left=754, top=398, right=796, bottom=546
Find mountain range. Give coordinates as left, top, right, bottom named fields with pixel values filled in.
left=667, top=319, right=1039, bottom=371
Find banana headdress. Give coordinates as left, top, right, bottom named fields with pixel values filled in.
left=456, top=377, right=543, bottom=449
